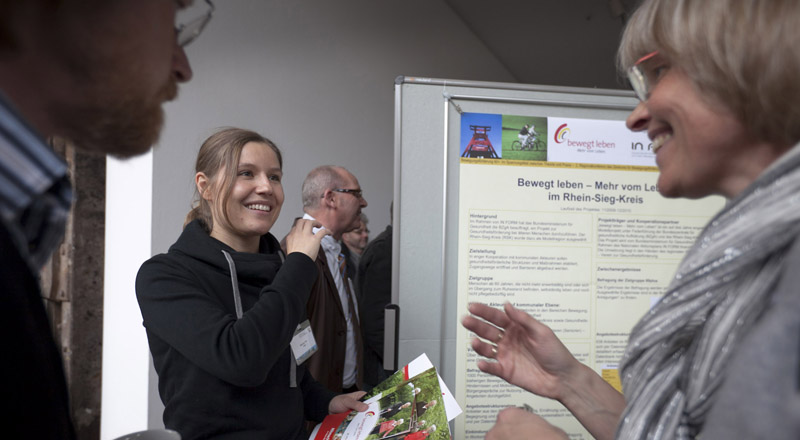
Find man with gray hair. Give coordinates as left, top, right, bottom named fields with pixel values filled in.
left=300, top=165, right=368, bottom=393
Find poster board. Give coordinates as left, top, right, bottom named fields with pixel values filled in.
left=391, top=76, right=724, bottom=438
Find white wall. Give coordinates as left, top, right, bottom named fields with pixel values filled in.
left=102, top=0, right=518, bottom=435
left=101, top=153, right=153, bottom=439
left=153, top=0, right=517, bottom=247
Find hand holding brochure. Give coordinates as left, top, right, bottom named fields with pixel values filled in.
left=310, top=354, right=461, bottom=440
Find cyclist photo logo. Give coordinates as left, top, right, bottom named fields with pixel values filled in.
left=554, top=123, right=570, bottom=143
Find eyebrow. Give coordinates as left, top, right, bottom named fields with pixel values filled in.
left=238, top=163, right=282, bottom=172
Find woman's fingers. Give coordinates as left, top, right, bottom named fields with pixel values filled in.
left=505, top=302, right=543, bottom=335
left=470, top=336, right=497, bottom=359
left=468, top=302, right=512, bottom=328
left=462, top=314, right=506, bottom=343
left=314, top=227, right=331, bottom=240
left=285, top=219, right=331, bottom=259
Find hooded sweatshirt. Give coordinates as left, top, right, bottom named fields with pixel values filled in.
left=136, top=219, right=335, bottom=439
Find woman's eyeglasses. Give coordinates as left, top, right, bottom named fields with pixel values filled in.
left=627, top=50, right=660, bottom=102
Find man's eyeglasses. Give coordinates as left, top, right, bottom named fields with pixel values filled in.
left=176, top=0, right=215, bottom=47
left=627, top=50, right=660, bottom=102
left=332, top=188, right=364, bottom=199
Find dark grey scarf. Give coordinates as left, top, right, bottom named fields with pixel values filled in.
left=617, top=143, right=800, bottom=439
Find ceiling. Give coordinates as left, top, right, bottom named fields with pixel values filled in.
left=443, top=0, right=640, bottom=89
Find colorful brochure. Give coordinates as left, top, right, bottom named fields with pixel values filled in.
left=310, top=354, right=461, bottom=440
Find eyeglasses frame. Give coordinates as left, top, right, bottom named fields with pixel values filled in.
left=176, top=0, right=215, bottom=47
left=331, top=188, right=364, bottom=199
left=627, top=50, right=660, bottom=102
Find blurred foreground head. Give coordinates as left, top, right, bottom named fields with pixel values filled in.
left=0, top=0, right=209, bottom=156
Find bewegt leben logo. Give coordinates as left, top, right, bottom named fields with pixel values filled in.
left=554, top=123, right=570, bottom=143
left=554, top=122, right=617, bottom=150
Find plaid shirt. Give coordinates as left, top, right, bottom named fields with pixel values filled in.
left=0, top=91, right=72, bottom=271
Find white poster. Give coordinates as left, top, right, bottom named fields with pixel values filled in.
left=454, top=112, right=725, bottom=439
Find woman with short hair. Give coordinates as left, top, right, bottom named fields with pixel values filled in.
left=464, top=0, right=800, bottom=438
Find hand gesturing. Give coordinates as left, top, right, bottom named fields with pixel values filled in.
left=461, top=302, right=581, bottom=401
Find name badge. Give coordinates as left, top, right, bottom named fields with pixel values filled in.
left=290, top=320, right=317, bottom=365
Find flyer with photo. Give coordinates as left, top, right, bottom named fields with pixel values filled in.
left=363, top=354, right=460, bottom=422
left=310, top=355, right=459, bottom=440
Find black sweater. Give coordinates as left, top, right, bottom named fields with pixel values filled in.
left=0, top=221, right=75, bottom=439
left=136, top=220, right=335, bottom=439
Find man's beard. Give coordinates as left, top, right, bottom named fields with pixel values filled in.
left=59, top=78, right=178, bottom=158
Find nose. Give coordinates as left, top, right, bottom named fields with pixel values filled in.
left=173, top=43, right=193, bottom=83
left=360, top=196, right=368, bottom=208
left=626, top=101, right=650, bottom=132
left=255, top=176, right=273, bottom=194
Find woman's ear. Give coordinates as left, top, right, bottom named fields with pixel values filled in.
left=196, top=172, right=213, bottom=201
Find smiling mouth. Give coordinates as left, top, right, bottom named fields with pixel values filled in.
left=246, top=204, right=272, bottom=212
left=652, top=133, right=672, bottom=153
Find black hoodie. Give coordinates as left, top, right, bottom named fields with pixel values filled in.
left=136, top=219, right=335, bottom=439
